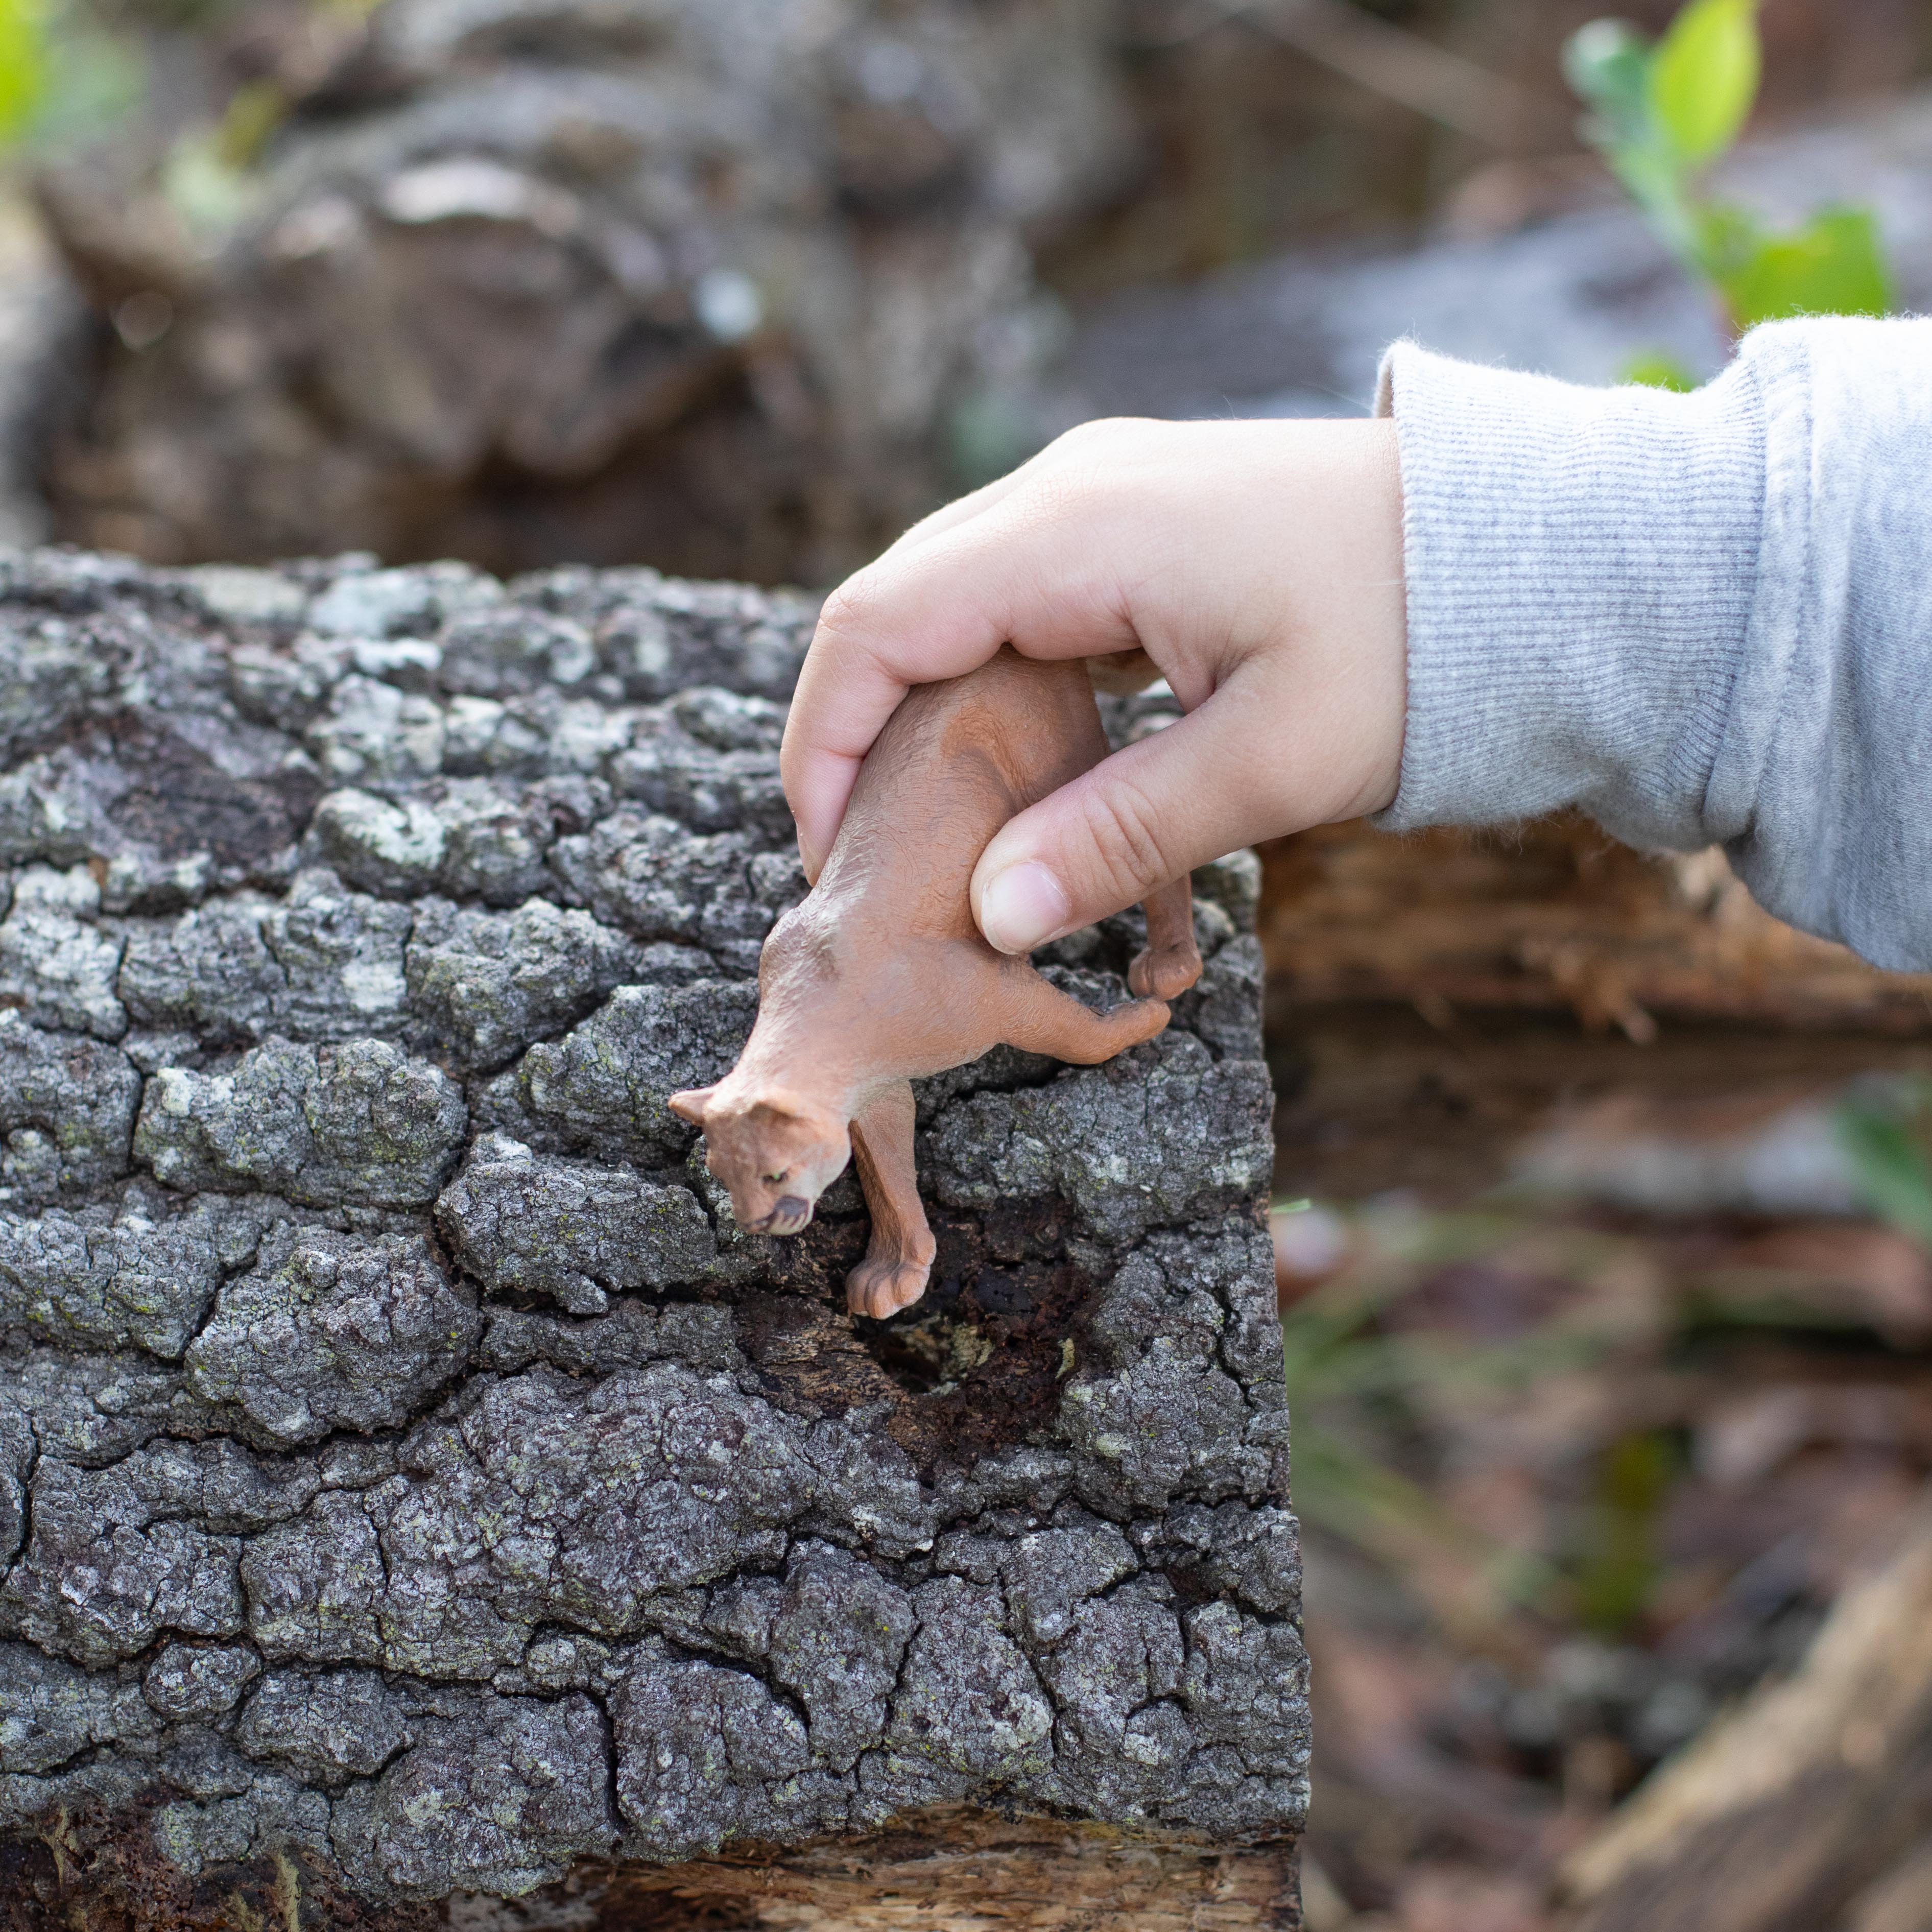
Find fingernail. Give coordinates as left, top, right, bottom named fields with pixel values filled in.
left=980, top=862, right=1070, bottom=955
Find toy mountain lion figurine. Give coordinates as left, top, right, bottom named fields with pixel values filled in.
left=670, top=647, right=1203, bottom=1319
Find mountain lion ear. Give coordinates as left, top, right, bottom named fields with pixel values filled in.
left=745, top=1086, right=817, bottom=1128
left=668, top=1086, right=718, bottom=1126
left=750, top=1094, right=843, bottom=1141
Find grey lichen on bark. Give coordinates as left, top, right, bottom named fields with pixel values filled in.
left=0, top=548, right=1303, bottom=1916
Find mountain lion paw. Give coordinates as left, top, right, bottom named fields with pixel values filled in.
left=1129, top=939, right=1202, bottom=1000
left=847, top=1255, right=932, bottom=1320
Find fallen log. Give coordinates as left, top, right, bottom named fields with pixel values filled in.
left=1558, top=1493, right=1932, bottom=1932
left=36, top=0, right=1133, bottom=584
left=0, top=550, right=1301, bottom=1928
left=462, top=1808, right=1301, bottom=1928
left=1259, top=817, right=1932, bottom=1041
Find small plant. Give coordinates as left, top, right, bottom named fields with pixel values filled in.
left=1565, top=0, right=1892, bottom=379
left=1276, top=1204, right=1652, bottom=1635
left=0, top=0, right=51, bottom=144
left=1574, top=1428, right=1679, bottom=1636
left=1838, top=1078, right=1932, bottom=1252
left=0, top=0, right=142, bottom=159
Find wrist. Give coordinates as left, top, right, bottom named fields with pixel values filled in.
left=1271, top=417, right=1409, bottom=825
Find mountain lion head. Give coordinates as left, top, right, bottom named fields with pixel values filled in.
left=667, top=1084, right=851, bottom=1237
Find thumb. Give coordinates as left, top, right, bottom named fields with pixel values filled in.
left=969, top=696, right=1273, bottom=956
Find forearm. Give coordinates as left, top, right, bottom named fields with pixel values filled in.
left=1377, top=317, right=1932, bottom=971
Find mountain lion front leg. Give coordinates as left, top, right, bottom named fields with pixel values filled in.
left=846, top=1081, right=937, bottom=1320
left=1130, top=873, right=1202, bottom=999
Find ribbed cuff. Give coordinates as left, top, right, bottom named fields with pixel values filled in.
left=1371, top=341, right=1767, bottom=851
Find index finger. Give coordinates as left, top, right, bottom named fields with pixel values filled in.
left=780, top=431, right=1157, bottom=873
left=779, top=469, right=1050, bottom=876
left=781, top=567, right=1012, bottom=881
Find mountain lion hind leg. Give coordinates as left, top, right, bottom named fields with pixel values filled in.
left=1130, top=873, right=1202, bottom=1000
left=1002, top=972, right=1171, bottom=1064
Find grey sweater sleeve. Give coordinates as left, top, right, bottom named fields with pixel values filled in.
left=1374, top=318, right=1932, bottom=972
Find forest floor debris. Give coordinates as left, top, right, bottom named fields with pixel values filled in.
left=1274, top=1017, right=1932, bottom=1931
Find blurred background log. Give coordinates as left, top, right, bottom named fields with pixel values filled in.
left=1558, top=1498, right=1932, bottom=1932
left=30, top=0, right=1139, bottom=583
left=1260, top=818, right=1932, bottom=1047
left=13, top=2, right=1932, bottom=591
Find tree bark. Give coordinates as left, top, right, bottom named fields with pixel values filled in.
left=0, top=550, right=1301, bottom=1928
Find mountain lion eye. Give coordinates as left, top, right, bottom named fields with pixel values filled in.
left=764, top=1170, right=789, bottom=1184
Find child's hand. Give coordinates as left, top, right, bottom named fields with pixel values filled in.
left=780, top=416, right=1407, bottom=956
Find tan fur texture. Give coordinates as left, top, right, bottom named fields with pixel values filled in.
left=671, top=648, right=1203, bottom=1319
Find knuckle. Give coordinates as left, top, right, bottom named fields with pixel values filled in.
left=1047, top=415, right=1143, bottom=457
left=1020, top=423, right=1131, bottom=516
left=1014, top=461, right=1114, bottom=543
left=811, top=573, right=885, bottom=653
left=1048, top=417, right=1117, bottom=456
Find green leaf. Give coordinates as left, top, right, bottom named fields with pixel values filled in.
left=1838, top=1090, right=1932, bottom=1248
left=1563, top=17, right=1654, bottom=147
left=213, top=77, right=283, bottom=171
left=1573, top=1430, right=1677, bottom=1636
left=1719, top=206, right=1894, bottom=328
left=1620, top=351, right=1698, bottom=392
left=160, top=126, right=260, bottom=239
left=1649, top=0, right=1760, bottom=166
left=1689, top=197, right=1764, bottom=284
left=0, top=0, right=49, bottom=145
left=0, top=0, right=145, bottom=159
